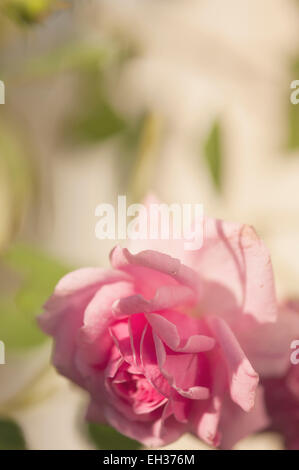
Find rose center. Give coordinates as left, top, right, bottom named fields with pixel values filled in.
left=115, top=373, right=166, bottom=413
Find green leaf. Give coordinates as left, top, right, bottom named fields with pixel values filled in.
left=0, top=419, right=26, bottom=450
left=88, top=423, right=142, bottom=451
left=203, top=120, right=222, bottom=192
left=0, top=243, right=70, bottom=350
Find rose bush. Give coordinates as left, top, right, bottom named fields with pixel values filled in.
left=39, top=215, right=280, bottom=448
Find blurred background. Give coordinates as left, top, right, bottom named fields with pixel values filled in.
left=0, top=0, right=299, bottom=450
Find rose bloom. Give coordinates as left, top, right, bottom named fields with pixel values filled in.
left=262, top=301, right=299, bottom=450
left=39, top=214, right=279, bottom=448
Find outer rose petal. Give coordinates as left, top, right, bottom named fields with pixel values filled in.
left=102, top=404, right=187, bottom=448
left=183, top=218, right=277, bottom=325
left=237, top=302, right=299, bottom=377
left=39, top=268, right=130, bottom=335
left=86, top=400, right=107, bottom=424
left=190, top=354, right=226, bottom=447
left=207, top=316, right=259, bottom=412
left=218, top=386, right=270, bottom=449
left=110, top=246, right=200, bottom=293
left=78, top=281, right=135, bottom=370
left=192, top=396, right=222, bottom=447
left=38, top=268, right=131, bottom=384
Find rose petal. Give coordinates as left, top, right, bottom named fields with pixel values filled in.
left=110, top=246, right=200, bottom=293
left=147, top=313, right=215, bottom=353
left=219, top=386, right=270, bottom=449
left=184, top=218, right=277, bottom=324
left=78, top=281, right=135, bottom=368
left=113, top=284, right=195, bottom=316
left=207, top=316, right=259, bottom=412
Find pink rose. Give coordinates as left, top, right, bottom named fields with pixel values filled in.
left=39, top=215, right=278, bottom=448
left=262, top=301, right=299, bottom=450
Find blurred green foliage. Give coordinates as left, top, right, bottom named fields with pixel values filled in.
left=0, top=29, right=145, bottom=355
left=0, top=243, right=70, bottom=350
left=0, top=120, right=34, bottom=250
left=2, top=0, right=68, bottom=26
left=63, top=68, right=127, bottom=145
left=88, top=423, right=142, bottom=451
left=203, top=120, right=222, bottom=192
left=66, top=99, right=127, bottom=144
left=59, top=39, right=140, bottom=148
left=287, top=58, right=299, bottom=151
left=25, top=41, right=113, bottom=78
left=21, top=36, right=139, bottom=147
left=127, top=112, right=163, bottom=203
left=0, top=419, right=26, bottom=450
